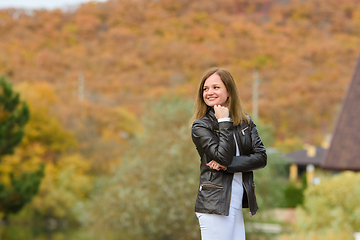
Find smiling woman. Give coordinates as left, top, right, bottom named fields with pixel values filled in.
left=0, top=0, right=106, bottom=9
left=191, top=67, right=267, bottom=240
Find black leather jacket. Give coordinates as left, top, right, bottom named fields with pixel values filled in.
left=191, top=107, right=267, bottom=217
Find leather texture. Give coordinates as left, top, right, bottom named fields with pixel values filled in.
left=191, top=107, right=267, bottom=216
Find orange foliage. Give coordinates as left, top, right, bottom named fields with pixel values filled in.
left=0, top=0, right=359, bottom=144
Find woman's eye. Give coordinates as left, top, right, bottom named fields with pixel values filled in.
left=203, top=88, right=208, bottom=91
left=214, top=86, right=219, bottom=89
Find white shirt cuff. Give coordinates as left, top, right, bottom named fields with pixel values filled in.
left=218, top=118, right=231, bottom=123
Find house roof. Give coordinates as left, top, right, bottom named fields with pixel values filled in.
left=286, top=146, right=326, bottom=167
left=321, top=55, right=360, bottom=171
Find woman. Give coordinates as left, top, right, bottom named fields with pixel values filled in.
left=191, top=67, right=267, bottom=240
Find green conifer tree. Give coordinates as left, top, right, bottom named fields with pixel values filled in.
left=0, top=76, right=30, bottom=159
left=0, top=164, right=44, bottom=221
left=0, top=76, right=44, bottom=222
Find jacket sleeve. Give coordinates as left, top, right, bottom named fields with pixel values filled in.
left=191, top=120, right=235, bottom=166
left=226, top=119, right=267, bottom=173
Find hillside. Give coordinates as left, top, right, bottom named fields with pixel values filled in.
left=1, top=0, right=359, bottom=145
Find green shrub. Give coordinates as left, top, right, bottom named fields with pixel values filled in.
left=283, top=183, right=304, bottom=208
left=253, top=121, right=291, bottom=210
left=290, top=171, right=360, bottom=237
left=254, top=151, right=290, bottom=210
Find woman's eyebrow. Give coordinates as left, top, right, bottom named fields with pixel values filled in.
left=204, top=83, right=220, bottom=87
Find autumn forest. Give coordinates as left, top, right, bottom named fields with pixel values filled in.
left=2, top=0, right=360, bottom=140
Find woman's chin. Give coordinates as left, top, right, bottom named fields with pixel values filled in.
left=206, top=102, right=226, bottom=107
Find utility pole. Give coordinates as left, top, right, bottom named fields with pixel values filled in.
left=252, top=69, right=259, bottom=121
left=78, top=71, right=84, bottom=101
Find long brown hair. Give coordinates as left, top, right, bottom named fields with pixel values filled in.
left=192, top=67, right=249, bottom=126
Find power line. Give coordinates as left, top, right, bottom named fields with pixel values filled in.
left=78, top=71, right=84, bottom=101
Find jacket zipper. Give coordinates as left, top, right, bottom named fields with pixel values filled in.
left=241, top=126, right=249, bottom=135
left=242, top=181, right=252, bottom=218
left=199, top=184, right=223, bottom=191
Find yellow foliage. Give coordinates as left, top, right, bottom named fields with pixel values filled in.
left=15, top=82, right=58, bottom=110
left=274, top=136, right=304, bottom=153
left=0, top=143, right=44, bottom=184
left=13, top=82, right=77, bottom=155
left=114, top=106, right=143, bottom=135
left=1, top=81, right=91, bottom=221
left=63, top=23, right=79, bottom=34
left=31, top=154, right=92, bottom=219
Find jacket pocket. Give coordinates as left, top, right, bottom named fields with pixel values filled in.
left=199, top=183, right=223, bottom=191
left=198, top=184, right=224, bottom=208
left=241, top=126, right=249, bottom=135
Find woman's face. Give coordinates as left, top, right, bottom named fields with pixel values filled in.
left=203, top=74, right=229, bottom=107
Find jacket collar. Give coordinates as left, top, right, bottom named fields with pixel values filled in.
left=207, top=106, right=215, bottom=114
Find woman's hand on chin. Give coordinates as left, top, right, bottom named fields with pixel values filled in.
left=214, top=105, right=229, bottom=119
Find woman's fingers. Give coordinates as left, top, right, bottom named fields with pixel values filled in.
left=207, top=160, right=223, bottom=171
left=207, top=160, right=217, bottom=167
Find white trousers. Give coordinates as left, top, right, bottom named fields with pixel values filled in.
left=196, top=206, right=245, bottom=240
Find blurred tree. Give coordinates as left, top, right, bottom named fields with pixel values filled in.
left=256, top=120, right=276, bottom=147
left=0, top=76, right=44, bottom=222
left=78, top=98, right=200, bottom=240
left=1, top=82, right=90, bottom=223
left=57, top=100, right=142, bottom=175
left=273, top=136, right=304, bottom=153
left=0, top=76, right=29, bottom=158
left=30, top=154, right=92, bottom=223
left=0, top=165, right=44, bottom=222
